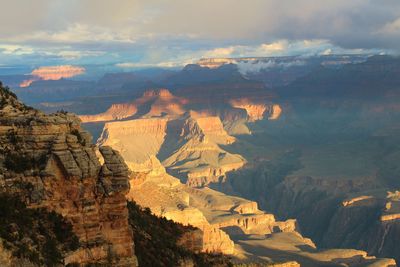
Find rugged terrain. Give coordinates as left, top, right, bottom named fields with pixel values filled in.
left=6, top=55, right=400, bottom=266
left=0, top=82, right=246, bottom=267
left=89, top=85, right=397, bottom=265
left=0, top=82, right=137, bottom=266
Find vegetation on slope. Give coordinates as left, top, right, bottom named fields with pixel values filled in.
left=127, top=201, right=232, bottom=267
left=0, top=193, right=79, bottom=266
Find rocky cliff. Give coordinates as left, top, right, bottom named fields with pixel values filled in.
left=80, top=88, right=188, bottom=123
left=98, top=114, right=246, bottom=187
left=20, top=65, right=85, bottom=88
left=219, top=158, right=400, bottom=265
left=79, top=88, right=281, bottom=139
left=124, top=155, right=302, bottom=261
left=0, top=83, right=137, bottom=266
left=120, top=149, right=396, bottom=266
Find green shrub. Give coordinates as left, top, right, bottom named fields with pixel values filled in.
left=0, top=193, right=80, bottom=266
left=4, top=152, right=47, bottom=173
left=127, top=201, right=232, bottom=267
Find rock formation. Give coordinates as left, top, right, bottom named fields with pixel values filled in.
left=0, top=85, right=137, bottom=266
left=125, top=154, right=301, bottom=259
left=98, top=114, right=246, bottom=187
left=20, top=65, right=85, bottom=88
left=79, top=88, right=281, bottom=140
left=229, top=98, right=269, bottom=122
left=80, top=88, right=188, bottom=123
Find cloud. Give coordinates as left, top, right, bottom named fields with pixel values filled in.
left=378, top=17, right=400, bottom=36
left=113, top=39, right=384, bottom=70
left=198, top=40, right=380, bottom=59
left=8, top=24, right=136, bottom=45
left=57, top=50, right=106, bottom=60
left=0, top=44, right=34, bottom=55
left=236, top=60, right=306, bottom=75
left=0, top=0, right=400, bottom=67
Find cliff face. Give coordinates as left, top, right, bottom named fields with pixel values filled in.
left=79, top=88, right=281, bottom=138
left=126, top=157, right=235, bottom=255
left=229, top=99, right=269, bottom=122
left=125, top=156, right=299, bottom=257
left=20, top=65, right=85, bottom=88
left=0, top=85, right=137, bottom=266
left=321, top=191, right=400, bottom=262
left=221, top=161, right=400, bottom=265
left=98, top=114, right=246, bottom=187
left=80, top=88, right=188, bottom=123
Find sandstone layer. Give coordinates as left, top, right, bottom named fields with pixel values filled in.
left=125, top=155, right=300, bottom=259
left=0, top=87, right=137, bottom=266
left=80, top=88, right=188, bottom=123
left=79, top=88, right=280, bottom=139
left=98, top=114, right=246, bottom=187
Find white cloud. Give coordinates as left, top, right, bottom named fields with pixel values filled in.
left=113, top=39, right=386, bottom=69
left=202, top=47, right=236, bottom=58
left=378, top=17, right=400, bottom=36
left=259, top=41, right=288, bottom=53
left=7, top=23, right=137, bottom=45
left=236, top=60, right=306, bottom=75
left=57, top=50, right=106, bottom=60
left=0, top=44, right=34, bottom=55
left=199, top=39, right=375, bottom=59
left=115, top=60, right=192, bottom=69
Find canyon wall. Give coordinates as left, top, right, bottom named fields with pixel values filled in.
left=98, top=114, right=246, bottom=187
left=0, top=88, right=137, bottom=266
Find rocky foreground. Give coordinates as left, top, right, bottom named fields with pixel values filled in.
left=0, top=83, right=137, bottom=266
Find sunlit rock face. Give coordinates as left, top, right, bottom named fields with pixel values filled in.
left=268, top=104, right=282, bottom=120
left=20, top=65, right=85, bottom=87
left=230, top=98, right=269, bottom=122
left=0, top=87, right=137, bottom=266
left=97, top=118, right=168, bottom=165
left=98, top=114, right=245, bottom=187
left=79, top=88, right=281, bottom=134
left=80, top=88, right=188, bottom=123
left=124, top=155, right=299, bottom=256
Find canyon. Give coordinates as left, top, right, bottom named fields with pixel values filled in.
left=81, top=81, right=398, bottom=265
left=4, top=55, right=400, bottom=266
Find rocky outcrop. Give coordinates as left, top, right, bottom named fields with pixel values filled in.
left=229, top=98, right=268, bottom=122
left=80, top=88, right=188, bottom=123
left=97, top=118, right=168, bottom=165
left=20, top=65, right=85, bottom=88
left=124, top=157, right=306, bottom=260
left=79, top=88, right=281, bottom=139
left=0, top=86, right=137, bottom=266
left=98, top=114, right=246, bottom=187
left=268, top=104, right=282, bottom=120
left=79, top=103, right=138, bottom=122
left=126, top=158, right=235, bottom=254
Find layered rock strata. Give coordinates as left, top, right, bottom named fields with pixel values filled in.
left=0, top=87, right=137, bottom=266
left=98, top=115, right=245, bottom=187
left=125, top=156, right=298, bottom=257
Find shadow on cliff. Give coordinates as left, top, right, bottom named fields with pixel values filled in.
left=236, top=241, right=343, bottom=267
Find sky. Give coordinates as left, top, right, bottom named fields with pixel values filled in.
left=0, top=0, right=399, bottom=69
